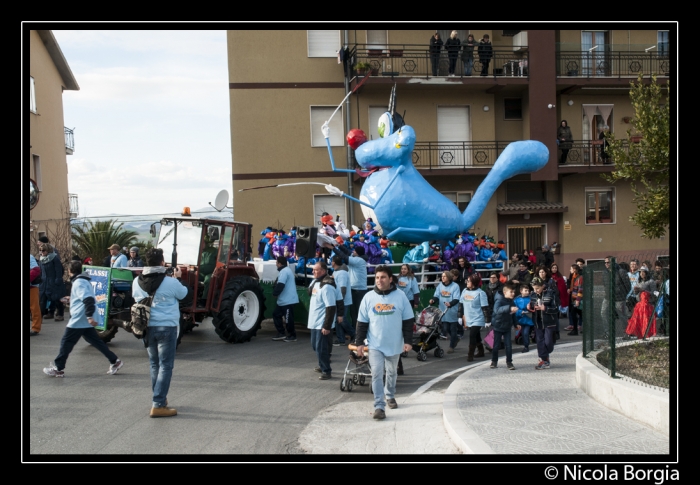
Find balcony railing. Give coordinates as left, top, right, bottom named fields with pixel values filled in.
left=557, top=51, right=670, bottom=78
left=69, top=193, right=79, bottom=219
left=558, top=139, right=637, bottom=166
left=65, top=127, right=75, bottom=155
left=348, top=44, right=529, bottom=79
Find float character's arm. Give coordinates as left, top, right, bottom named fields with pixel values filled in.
left=322, top=122, right=362, bottom=174
left=324, top=165, right=405, bottom=210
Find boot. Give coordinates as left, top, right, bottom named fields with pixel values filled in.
left=475, top=343, right=485, bottom=358
left=467, top=345, right=475, bottom=362
left=150, top=406, right=177, bottom=418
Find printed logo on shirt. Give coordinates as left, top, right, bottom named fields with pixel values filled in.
left=398, top=281, right=407, bottom=287
left=462, top=294, right=475, bottom=301
left=372, top=303, right=396, bottom=316
left=441, top=290, right=452, bottom=297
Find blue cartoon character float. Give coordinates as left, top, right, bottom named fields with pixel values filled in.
left=321, top=85, right=549, bottom=244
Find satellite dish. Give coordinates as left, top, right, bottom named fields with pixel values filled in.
left=210, top=190, right=230, bottom=212
left=30, top=179, right=40, bottom=210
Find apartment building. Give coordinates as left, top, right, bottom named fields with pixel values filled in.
left=29, top=30, right=79, bottom=244
left=227, top=28, right=671, bottom=264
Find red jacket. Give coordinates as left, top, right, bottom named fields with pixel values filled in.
left=30, top=265, right=41, bottom=286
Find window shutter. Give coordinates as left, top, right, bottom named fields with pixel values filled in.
left=308, top=30, right=340, bottom=57
left=311, top=107, right=344, bottom=147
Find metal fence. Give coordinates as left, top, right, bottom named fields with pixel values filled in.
left=581, top=255, right=670, bottom=390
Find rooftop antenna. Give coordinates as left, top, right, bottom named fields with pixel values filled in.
left=210, top=189, right=232, bottom=212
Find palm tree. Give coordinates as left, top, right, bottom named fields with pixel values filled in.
left=72, top=220, right=138, bottom=265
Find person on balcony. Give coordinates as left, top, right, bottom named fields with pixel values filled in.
left=557, top=120, right=573, bottom=164
left=429, top=32, right=443, bottom=77
left=599, top=125, right=611, bottom=164
left=477, top=34, right=493, bottom=76
left=461, top=34, right=476, bottom=76
left=445, top=31, right=461, bottom=76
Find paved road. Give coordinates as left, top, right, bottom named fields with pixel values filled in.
left=26, top=314, right=585, bottom=459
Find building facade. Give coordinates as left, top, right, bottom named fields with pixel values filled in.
left=28, top=30, right=79, bottom=252
left=227, top=28, right=671, bottom=264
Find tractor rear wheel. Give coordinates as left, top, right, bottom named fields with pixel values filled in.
left=212, top=277, right=266, bottom=343
left=96, top=319, right=119, bottom=343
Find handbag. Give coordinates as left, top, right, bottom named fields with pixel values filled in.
left=483, top=328, right=495, bottom=347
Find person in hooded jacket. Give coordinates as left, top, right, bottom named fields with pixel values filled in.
left=127, top=246, right=144, bottom=267
left=38, top=243, right=66, bottom=321
left=43, top=261, right=123, bottom=378
left=132, top=248, right=192, bottom=418
left=557, top=120, right=573, bottom=164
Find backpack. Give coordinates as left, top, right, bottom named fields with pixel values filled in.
left=130, top=294, right=155, bottom=338
left=129, top=274, right=165, bottom=339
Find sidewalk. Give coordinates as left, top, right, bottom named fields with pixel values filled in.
left=443, top=342, right=670, bottom=454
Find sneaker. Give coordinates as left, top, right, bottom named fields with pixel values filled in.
left=535, top=360, right=550, bottom=370
left=319, top=373, right=332, bottom=380
left=54, top=315, right=64, bottom=322
left=387, top=398, right=398, bottom=409
left=43, top=364, right=64, bottom=377
left=283, top=336, right=297, bottom=342
left=439, top=334, right=448, bottom=340
left=272, top=333, right=286, bottom=341
left=490, top=362, right=497, bottom=369
left=373, top=408, right=386, bottom=420
left=507, top=362, right=515, bottom=370
left=565, top=325, right=574, bottom=331
left=150, top=406, right=177, bottom=418
left=108, top=359, right=124, bottom=375
left=314, top=366, right=322, bottom=373
left=30, top=331, right=39, bottom=336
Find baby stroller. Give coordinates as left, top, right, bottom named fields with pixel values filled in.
left=409, top=307, right=445, bottom=361
left=340, top=343, right=372, bottom=392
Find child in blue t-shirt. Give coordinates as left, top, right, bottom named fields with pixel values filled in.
left=514, top=284, right=534, bottom=353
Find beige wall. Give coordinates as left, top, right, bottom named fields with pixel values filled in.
left=29, top=30, right=70, bottom=237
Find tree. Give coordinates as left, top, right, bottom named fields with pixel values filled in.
left=603, top=74, right=670, bottom=239
left=72, top=220, right=138, bottom=265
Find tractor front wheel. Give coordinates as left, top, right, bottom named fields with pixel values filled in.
left=212, top=277, right=266, bottom=343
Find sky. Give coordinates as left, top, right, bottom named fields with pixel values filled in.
left=51, top=30, right=233, bottom=221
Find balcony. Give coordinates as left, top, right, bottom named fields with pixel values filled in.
left=557, top=47, right=670, bottom=78
left=69, top=193, right=79, bottom=219
left=65, top=127, right=75, bottom=155
left=348, top=44, right=529, bottom=79
left=558, top=139, right=637, bottom=167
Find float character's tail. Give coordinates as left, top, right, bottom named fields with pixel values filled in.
left=462, top=140, right=549, bottom=229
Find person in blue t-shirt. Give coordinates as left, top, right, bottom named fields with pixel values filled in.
left=355, top=265, right=414, bottom=420
left=331, top=256, right=354, bottom=346
left=108, top=244, right=128, bottom=268
left=429, top=271, right=461, bottom=353
left=272, top=256, right=300, bottom=342
left=307, top=261, right=337, bottom=380
left=43, top=261, right=124, bottom=379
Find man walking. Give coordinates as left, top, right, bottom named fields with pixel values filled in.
left=43, top=261, right=124, bottom=377
left=355, top=265, right=414, bottom=420
left=132, top=248, right=191, bottom=417
left=272, top=256, right=299, bottom=342
left=307, top=261, right=337, bottom=380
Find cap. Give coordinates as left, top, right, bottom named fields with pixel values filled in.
left=130, top=246, right=139, bottom=253
left=108, top=244, right=121, bottom=250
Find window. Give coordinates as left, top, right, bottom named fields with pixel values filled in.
left=585, top=187, right=615, bottom=224
left=504, top=98, right=522, bottom=120
left=437, top=106, right=471, bottom=167
left=32, top=155, right=42, bottom=191
left=307, top=30, right=340, bottom=58
left=310, top=106, right=344, bottom=147
left=366, top=30, right=388, bottom=51
left=30, top=76, right=36, bottom=112
left=441, top=191, right=472, bottom=212
left=658, top=31, right=669, bottom=57
left=506, top=181, right=545, bottom=202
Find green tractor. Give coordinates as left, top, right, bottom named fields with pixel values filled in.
left=95, top=217, right=266, bottom=344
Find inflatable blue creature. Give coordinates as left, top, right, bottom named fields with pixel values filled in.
left=322, top=85, right=549, bottom=244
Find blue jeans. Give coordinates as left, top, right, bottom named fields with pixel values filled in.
left=369, top=349, right=400, bottom=411
left=147, top=326, right=177, bottom=408
left=491, top=329, right=513, bottom=364
left=310, top=329, right=331, bottom=374
left=442, top=321, right=460, bottom=350
left=464, top=58, right=474, bottom=75
left=535, top=326, right=555, bottom=361
left=335, top=305, right=355, bottom=343
left=54, top=327, right=118, bottom=371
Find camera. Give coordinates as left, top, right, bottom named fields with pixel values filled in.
left=166, top=267, right=175, bottom=276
